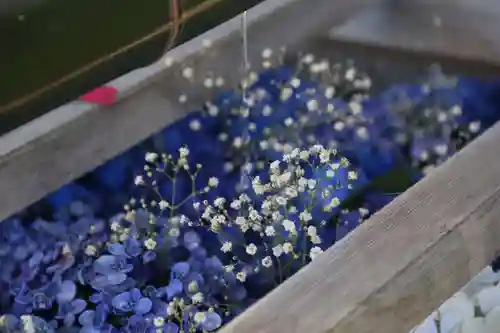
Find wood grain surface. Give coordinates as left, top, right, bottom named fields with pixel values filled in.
left=330, top=0, right=500, bottom=67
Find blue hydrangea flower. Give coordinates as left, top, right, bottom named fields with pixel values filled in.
left=111, top=289, right=152, bottom=315
left=91, top=255, right=133, bottom=288
left=56, top=298, right=87, bottom=327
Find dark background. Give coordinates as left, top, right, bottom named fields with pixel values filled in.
left=0, top=0, right=263, bottom=135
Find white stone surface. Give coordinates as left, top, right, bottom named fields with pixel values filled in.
left=410, top=266, right=500, bottom=333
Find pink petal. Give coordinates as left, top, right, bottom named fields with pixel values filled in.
left=79, top=86, right=118, bottom=106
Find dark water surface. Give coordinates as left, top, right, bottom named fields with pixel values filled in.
left=0, top=0, right=263, bottom=135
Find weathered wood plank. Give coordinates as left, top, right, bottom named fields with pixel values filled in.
left=329, top=0, right=500, bottom=67
left=218, top=120, right=500, bottom=333
left=0, top=0, right=374, bottom=221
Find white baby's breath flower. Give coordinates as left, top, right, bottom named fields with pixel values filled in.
left=189, top=119, right=201, bottom=131
left=301, top=54, right=314, bottom=64
left=284, top=186, right=298, bottom=198
left=235, top=216, right=246, bottom=226
left=348, top=171, right=358, bottom=180
left=450, top=105, right=462, bottom=116
left=233, top=137, right=243, bottom=148
left=261, top=48, right=273, bottom=59
left=307, top=179, right=317, bottom=190
left=214, top=76, right=225, bottom=87
left=194, top=312, right=206, bottom=324
left=158, top=200, right=169, bottom=211
left=309, top=246, right=323, bottom=260
left=434, top=144, right=448, bottom=156
left=85, top=245, right=97, bottom=256
left=283, top=242, right=293, bottom=253
left=144, top=238, right=157, bottom=250
left=207, top=104, right=219, bottom=116
left=230, top=199, right=241, bottom=210
left=264, top=226, right=276, bottom=237
left=334, top=121, right=345, bottom=131
left=20, top=316, right=35, bottom=333
left=261, top=256, right=273, bottom=268
left=299, top=211, right=312, bottom=222
left=269, top=160, right=280, bottom=172
left=217, top=132, right=228, bottom=142
left=345, top=68, right=356, bottom=81
left=469, top=121, right=481, bottom=133
left=153, top=317, right=165, bottom=328
left=236, top=271, right=246, bottom=282
left=310, top=144, right=323, bottom=154
left=307, top=99, right=319, bottom=111
left=284, top=117, right=294, bottom=127
left=246, top=243, right=258, bottom=256
left=437, top=112, right=447, bottom=123
left=299, top=150, right=310, bottom=161
left=271, top=211, right=283, bottom=222
left=178, top=147, right=189, bottom=158
left=208, top=177, right=219, bottom=188
left=145, top=152, right=158, bottom=163
left=275, top=196, right=287, bottom=206
left=192, top=292, right=204, bottom=304
left=262, top=105, right=273, bottom=116
left=262, top=61, right=272, bottom=68
left=324, top=86, right=335, bottom=99
left=311, top=234, right=322, bottom=245
left=248, top=209, right=261, bottom=221
left=178, top=94, right=187, bottom=103
left=290, top=77, right=301, bottom=88
left=169, top=228, right=180, bottom=237
left=280, top=87, right=293, bottom=101
left=356, top=127, right=369, bottom=139
left=221, top=241, right=232, bottom=253
left=203, top=77, right=214, bottom=88
left=134, top=175, right=145, bottom=186
left=272, top=244, right=283, bottom=257
left=110, top=221, right=121, bottom=231
left=282, top=219, right=296, bottom=233
left=349, top=101, right=362, bottom=115
left=330, top=197, right=340, bottom=207
left=307, top=225, right=317, bottom=237
left=214, top=197, right=225, bottom=208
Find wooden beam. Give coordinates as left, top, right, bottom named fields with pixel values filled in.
left=218, top=121, right=500, bottom=333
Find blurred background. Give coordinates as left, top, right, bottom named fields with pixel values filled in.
left=0, top=0, right=264, bottom=135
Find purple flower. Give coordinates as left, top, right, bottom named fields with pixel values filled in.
left=107, top=238, right=142, bottom=258
left=111, top=289, right=152, bottom=315
left=164, top=279, right=183, bottom=300
left=162, top=322, right=179, bottom=333
left=183, top=231, right=201, bottom=251
left=56, top=299, right=87, bottom=327
left=196, top=312, right=222, bottom=331
left=91, top=255, right=133, bottom=288
left=56, top=280, right=77, bottom=304
left=170, top=262, right=190, bottom=280
left=123, top=315, right=151, bottom=333
left=78, top=304, right=109, bottom=333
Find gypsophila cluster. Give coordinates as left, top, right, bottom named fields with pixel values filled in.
left=195, top=144, right=360, bottom=285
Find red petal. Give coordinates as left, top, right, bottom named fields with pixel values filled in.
left=79, top=86, right=118, bottom=106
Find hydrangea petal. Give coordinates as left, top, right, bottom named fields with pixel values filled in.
left=134, top=298, right=152, bottom=315
left=199, top=312, right=222, bottom=331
